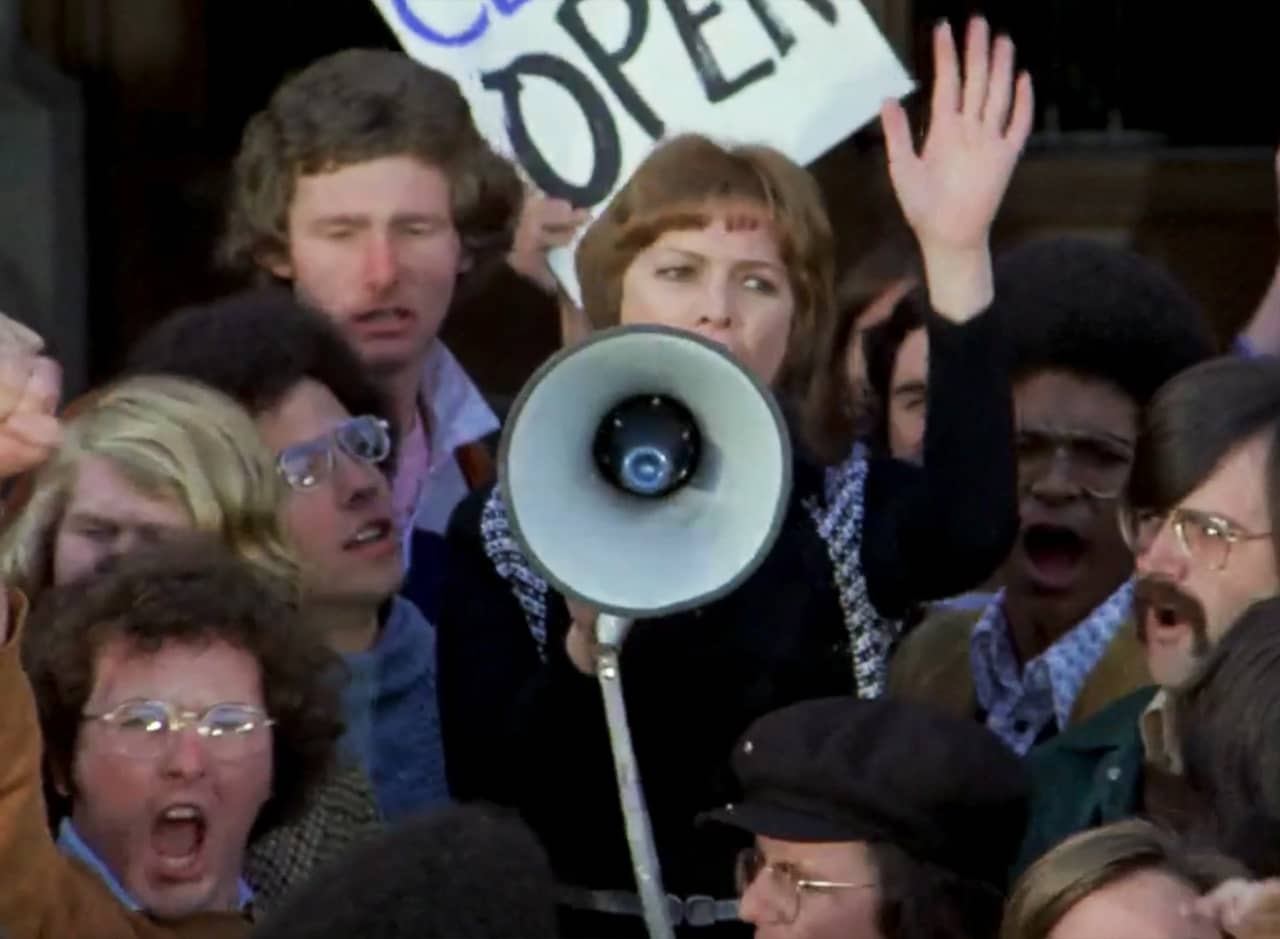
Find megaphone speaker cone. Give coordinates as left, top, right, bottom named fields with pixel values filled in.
left=500, top=325, right=792, bottom=619
left=593, top=394, right=701, bottom=498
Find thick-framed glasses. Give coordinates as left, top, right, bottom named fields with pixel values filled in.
left=1016, top=427, right=1134, bottom=500
left=1119, top=504, right=1272, bottom=573
left=734, top=847, right=876, bottom=925
left=81, top=699, right=275, bottom=762
left=276, top=415, right=391, bottom=492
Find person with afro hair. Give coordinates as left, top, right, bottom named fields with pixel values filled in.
left=890, top=236, right=1216, bottom=754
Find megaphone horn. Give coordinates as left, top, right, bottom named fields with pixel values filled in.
left=499, top=324, right=793, bottom=619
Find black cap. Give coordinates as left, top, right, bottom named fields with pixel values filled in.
left=700, top=697, right=1029, bottom=888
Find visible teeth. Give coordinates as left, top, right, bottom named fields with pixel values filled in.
left=162, top=806, right=201, bottom=821
left=354, top=523, right=387, bottom=544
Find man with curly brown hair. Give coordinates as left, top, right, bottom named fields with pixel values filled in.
left=0, top=537, right=344, bottom=938
left=223, top=50, right=580, bottom=560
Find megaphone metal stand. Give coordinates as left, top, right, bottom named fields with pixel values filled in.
left=594, top=612, right=675, bottom=939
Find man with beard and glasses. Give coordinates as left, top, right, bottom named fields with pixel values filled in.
left=1014, top=356, right=1280, bottom=873
left=890, top=237, right=1214, bottom=754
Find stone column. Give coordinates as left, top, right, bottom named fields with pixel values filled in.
left=0, top=0, right=88, bottom=393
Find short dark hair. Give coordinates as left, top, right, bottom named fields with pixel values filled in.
left=797, top=235, right=920, bottom=463
left=860, top=293, right=927, bottom=455
left=1127, top=356, right=1280, bottom=558
left=126, top=288, right=396, bottom=470
left=249, top=804, right=558, bottom=939
left=997, top=237, right=1215, bottom=405
left=223, top=49, right=523, bottom=279
left=23, top=537, right=344, bottom=835
left=871, top=840, right=1005, bottom=939
left=1180, top=595, right=1280, bottom=875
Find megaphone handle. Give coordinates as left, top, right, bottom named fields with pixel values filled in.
left=595, top=628, right=676, bottom=939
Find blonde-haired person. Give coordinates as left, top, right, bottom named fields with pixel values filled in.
left=439, top=17, right=1031, bottom=936
left=0, top=375, right=294, bottom=595
left=0, top=371, right=378, bottom=919
left=1002, top=820, right=1243, bottom=939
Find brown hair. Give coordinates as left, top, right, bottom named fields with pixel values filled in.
left=23, top=537, right=344, bottom=835
left=814, top=234, right=922, bottom=455
left=834, top=230, right=922, bottom=320
left=1127, top=356, right=1280, bottom=564
left=1180, top=595, right=1280, bottom=876
left=1001, top=820, right=1244, bottom=939
left=222, top=48, right=524, bottom=280
left=870, top=841, right=1005, bottom=939
left=575, top=134, right=836, bottom=457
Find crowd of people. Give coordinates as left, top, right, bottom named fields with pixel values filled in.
left=1, top=13, right=1279, bottom=939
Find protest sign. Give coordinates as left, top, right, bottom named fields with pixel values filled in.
left=373, top=0, right=913, bottom=302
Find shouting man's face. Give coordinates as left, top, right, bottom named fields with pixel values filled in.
left=1131, top=432, right=1278, bottom=687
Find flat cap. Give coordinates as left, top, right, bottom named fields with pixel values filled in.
left=701, top=697, right=1029, bottom=888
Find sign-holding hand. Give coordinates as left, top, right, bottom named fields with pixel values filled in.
left=880, top=17, right=1033, bottom=322
left=0, top=314, right=61, bottom=480
left=508, top=192, right=592, bottom=294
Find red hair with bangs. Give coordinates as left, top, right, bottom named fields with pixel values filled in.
left=574, top=133, right=838, bottom=458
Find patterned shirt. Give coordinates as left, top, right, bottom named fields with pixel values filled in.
left=480, top=444, right=903, bottom=698
left=971, top=579, right=1134, bottom=754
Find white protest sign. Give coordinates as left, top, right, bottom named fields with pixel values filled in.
left=372, top=0, right=914, bottom=304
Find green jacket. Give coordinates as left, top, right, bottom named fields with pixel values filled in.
left=1013, top=686, right=1158, bottom=877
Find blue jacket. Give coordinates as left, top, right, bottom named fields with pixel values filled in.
left=339, top=596, right=449, bottom=820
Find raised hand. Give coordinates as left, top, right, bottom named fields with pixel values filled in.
left=0, top=316, right=61, bottom=480
left=880, top=17, right=1033, bottom=320
left=883, top=17, right=1032, bottom=251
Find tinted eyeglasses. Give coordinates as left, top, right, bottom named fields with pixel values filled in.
left=276, top=415, right=391, bottom=492
left=81, top=699, right=274, bottom=762
left=1119, top=504, right=1272, bottom=572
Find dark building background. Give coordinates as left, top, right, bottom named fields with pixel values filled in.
left=12, top=0, right=1279, bottom=396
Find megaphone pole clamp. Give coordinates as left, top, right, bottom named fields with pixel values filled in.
left=594, top=612, right=675, bottom=939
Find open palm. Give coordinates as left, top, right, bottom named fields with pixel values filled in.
left=881, top=17, right=1034, bottom=253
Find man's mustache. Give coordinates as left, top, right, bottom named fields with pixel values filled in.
left=1134, top=576, right=1209, bottom=654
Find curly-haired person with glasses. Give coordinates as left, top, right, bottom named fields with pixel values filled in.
left=0, top=536, right=343, bottom=939
left=1015, top=355, right=1280, bottom=874
left=129, top=290, right=448, bottom=823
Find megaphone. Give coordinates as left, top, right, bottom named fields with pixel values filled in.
left=499, top=324, right=793, bottom=939
left=500, top=323, right=793, bottom=618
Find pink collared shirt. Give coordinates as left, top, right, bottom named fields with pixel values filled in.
left=395, top=342, right=498, bottom=565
